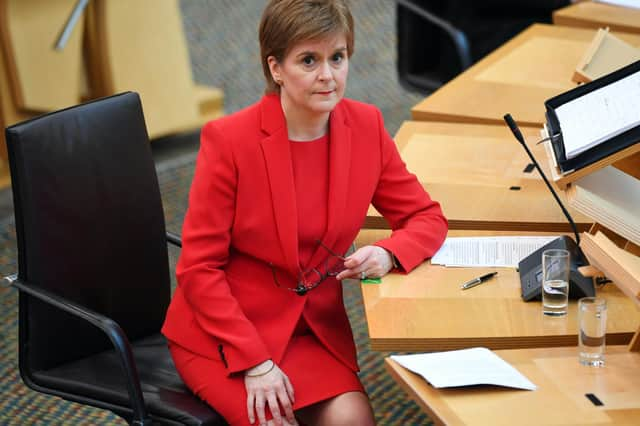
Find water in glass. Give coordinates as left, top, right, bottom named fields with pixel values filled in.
left=542, top=279, right=568, bottom=316
left=579, top=297, right=607, bottom=367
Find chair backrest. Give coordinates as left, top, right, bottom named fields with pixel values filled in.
left=397, top=0, right=469, bottom=92
left=5, top=92, right=171, bottom=373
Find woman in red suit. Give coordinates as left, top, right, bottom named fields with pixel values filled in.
left=162, top=0, right=447, bottom=424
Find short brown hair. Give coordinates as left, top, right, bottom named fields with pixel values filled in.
left=259, top=0, right=355, bottom=94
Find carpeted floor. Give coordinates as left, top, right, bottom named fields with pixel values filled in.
left=0, top=1, right=432, bottom=424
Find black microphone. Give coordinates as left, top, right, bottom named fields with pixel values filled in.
left=503, top=113, right=580, bottom=245
left=503, top=113, right=594, bottom=301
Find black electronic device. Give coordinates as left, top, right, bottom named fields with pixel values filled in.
left=503, top=114, right=595, bottom=301
left=518, top=235, right=594, bottom=301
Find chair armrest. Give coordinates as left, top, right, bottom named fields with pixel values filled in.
left=3, top=274, right=152, bottom=426
left=166, top=231, right=182, bottom=248
left=396, top=0, right=472, bottom=70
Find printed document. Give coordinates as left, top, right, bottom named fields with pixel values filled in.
left=391, top=347, right=536, bottom=390
left=431, top=236, right=557, bottom=267
left=555, top=70, right=640, bottom=159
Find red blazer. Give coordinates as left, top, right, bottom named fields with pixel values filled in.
left=162, top=94, right=447, bottom=375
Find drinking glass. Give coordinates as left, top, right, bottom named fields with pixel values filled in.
left=578, top=297, right=607, bottom=367
left=542, top=249, right=570, bottom=316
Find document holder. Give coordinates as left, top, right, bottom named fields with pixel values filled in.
left=545, top=58, right=640, bottom=174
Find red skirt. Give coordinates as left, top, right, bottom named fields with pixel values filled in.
left=169, top=322, right=364, bottom=425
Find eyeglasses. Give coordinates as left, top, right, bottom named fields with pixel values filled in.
left=270, top=239, right=346, bottom=296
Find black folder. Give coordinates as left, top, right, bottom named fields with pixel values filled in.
left=545, top=58, right=640, bottom=173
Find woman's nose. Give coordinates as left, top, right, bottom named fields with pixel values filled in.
left=317, top=61, right=333, bottom=81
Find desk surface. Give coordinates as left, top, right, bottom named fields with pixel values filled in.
left=358, top=229, right=640, bottom=352
left=554, top=1, right=640, bottom=34
left=386, top=346, right=640, bottom=426
left=365, top=121, right=593, bottom=232
left=411, top=24, right=640, bottom=127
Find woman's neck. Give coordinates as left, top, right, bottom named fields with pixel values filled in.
left=280, top=96, right=329, bottom=141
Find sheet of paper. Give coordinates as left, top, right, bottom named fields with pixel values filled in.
left=430, top=236, right=557, bottom=267
left=555, top=69, right=640, bottom=159
left=391, top=347, right=536, bottom=390
left=595, top=0, right=640, bottom=10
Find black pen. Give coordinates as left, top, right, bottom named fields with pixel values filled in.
left=460, top=272, right=498, bottom=290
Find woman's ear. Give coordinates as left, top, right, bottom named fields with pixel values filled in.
left=267, top=56, right=282, bottom=85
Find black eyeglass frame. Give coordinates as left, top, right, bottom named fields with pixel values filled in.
left=270, top=239, right=346, bottom=296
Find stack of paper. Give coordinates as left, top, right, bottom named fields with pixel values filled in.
left=567, top=166, right=640, bottom=246
left=431, top=236, right=557, bottom=267
left=391, top=347, right=536, bottom=390
left=555, top=70, right=640, bottom=160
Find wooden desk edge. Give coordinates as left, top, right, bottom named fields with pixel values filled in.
left=385, top=358, right=457, bottom=426
left=369, top=332, right=634, bottom=353
left=363, top=216, right=593, bottom=233
left=385, top=346, right=640, bottom=426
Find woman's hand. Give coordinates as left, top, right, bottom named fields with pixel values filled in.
left=336, top=245, right=394, bottom=281
left=245, top=360, right=296, bottom=426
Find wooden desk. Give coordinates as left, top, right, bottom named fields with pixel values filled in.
left=85, top=0, right=224, bottom=139
left=386, top=346, right=640, bottom=425
left=411, top=24, right=640, bottom=127
left=364, top=121, right=593, bottom=232
left=358, top=229, right=640, bottom=352
left=554, top=1, right=640, bottom=35
left=0, top=0, right=84, bottom=112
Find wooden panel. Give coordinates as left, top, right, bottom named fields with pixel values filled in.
left=411, top=24, right=640, bottom=126
left=581, top=232, right=640, bottom=307
left=0, top=9, right=35, bottom=189
left=613, top=151, right=640, bottom=180
left=88, top=0, right=223, bottom=139
left=386, top=347, right=640, bottom=426
left=546, top=139, right=640, bottom=190
left=630, top=325, right=640, bottom=352
left=554, top=1, right=640, bottom=34
left=572, top=28, right=640, bottom=83
left=357, top=229, right=640, bottom=352
left=0, top=99, right=8, bottom=189
left=1, top=0, right=84, bottom=111
left=366, top=121, right=593, bottom=232
left=195, top=84, right=224, bottom=118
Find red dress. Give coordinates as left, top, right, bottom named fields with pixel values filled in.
left=169, top=134, right=364, bottom=425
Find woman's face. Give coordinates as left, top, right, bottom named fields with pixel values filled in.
left=268, top=33, right=349, bottom=117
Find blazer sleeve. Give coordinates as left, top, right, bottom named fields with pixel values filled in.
left=176, top=121, right=270, bottom=374
left=370, top=109, right=448, bottom=272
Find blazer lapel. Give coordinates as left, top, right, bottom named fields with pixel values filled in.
left=259, top=96, right=300, bottom=277
left=308, top=104, right=352, bottom=267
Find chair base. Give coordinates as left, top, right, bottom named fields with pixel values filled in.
left=27, top=334, right=226, bottom=426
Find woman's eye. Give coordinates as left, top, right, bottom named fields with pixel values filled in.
left=302, top=56, right=315, bottom=66
left=332, top=53, right=344, bottom=63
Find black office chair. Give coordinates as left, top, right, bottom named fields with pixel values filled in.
left=3, top=92, right=225, bottom=425
left=396, top=0, right=569, bottom=93
left=396, top=0, right=472, bottom=93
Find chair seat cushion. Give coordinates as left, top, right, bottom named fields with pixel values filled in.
left=31, top=334, right=226, bottom=426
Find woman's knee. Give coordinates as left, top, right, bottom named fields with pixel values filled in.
left=297, top=391, right=375, bottom=426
